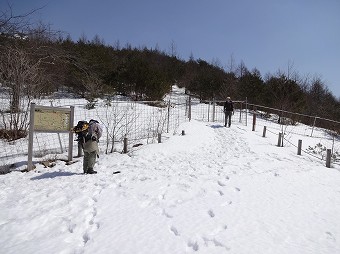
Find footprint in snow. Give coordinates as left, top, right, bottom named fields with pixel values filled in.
left=326, top=232, right=336, bottom=241
left=208, top=209, right=215, bottom=218
left=158, top=193, right=166, bottom=200
left=203, top=237, right=231, bottom=251
left=68, top=223, right=76, bottom=233
left=221, top=200, right=232, bottom=206
left=217, top=180, right=226, bottom=187
left=83, top=232, right=90, bottom=244
left=162, top=209, right=173, bottom=218
left=170, top=226, right=180, bottom=236
left=188, top=240, right=199, bottom=251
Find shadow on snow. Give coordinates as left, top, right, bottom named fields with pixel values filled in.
left=30, top=171, right=81, bottom=180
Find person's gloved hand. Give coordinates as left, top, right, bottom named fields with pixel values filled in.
left=91, top=136, right=97, bottom=141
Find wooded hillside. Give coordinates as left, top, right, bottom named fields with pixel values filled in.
left=1, top=10, right=339, bottom=123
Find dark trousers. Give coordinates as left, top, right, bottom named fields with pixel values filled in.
left=225, top=111, right=232, bottom=127
left=83, top=150, right=97, bottom=173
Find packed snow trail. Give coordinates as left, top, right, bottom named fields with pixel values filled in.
left=0, top=120, right=340, bottom=254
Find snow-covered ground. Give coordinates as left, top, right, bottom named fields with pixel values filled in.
left=1, top=118, right=340, bottom=254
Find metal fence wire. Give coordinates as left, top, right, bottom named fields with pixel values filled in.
left=1, top=92, right=340, bottom=172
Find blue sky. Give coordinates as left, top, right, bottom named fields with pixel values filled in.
left=2, top=0, right=340, bottom=97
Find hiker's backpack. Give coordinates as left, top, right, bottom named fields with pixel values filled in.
left=88, top=119, right=103, bottom=141
left=73, top=119, right=102, bottom=144
left=73, top=121, right=89, bottom=144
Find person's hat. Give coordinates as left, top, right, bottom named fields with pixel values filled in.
left=227, top=97, right=231, bottom=100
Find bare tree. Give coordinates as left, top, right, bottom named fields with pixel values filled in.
left=82, top=74, right=104, bottom=109
left=0, top=5, right=63, bottom=140
left=0, top=3, right=43, bottom=35
left=235, top=60, right=248, bottom=78
left=0, top=42, right=49, bottom=139
left=146, top=106, right=168, bottom=144
left=91, top=34, right=105, bottom=46
left=98, top=100, right=139, bottom=153
left=226, top=54, right=236, bottom=73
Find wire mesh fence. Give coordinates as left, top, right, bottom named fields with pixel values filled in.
left=184, top=98, right=340, bottom=166
left=1, top=90, right=340, bottom=171
left=245, top=103, right=340, bottom=166
left=246, top=103, right=340, bottom=138
left=0, top=90, right=190, bottom=171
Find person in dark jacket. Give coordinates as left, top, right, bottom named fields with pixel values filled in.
left=224, top=97, right=234, bottom=127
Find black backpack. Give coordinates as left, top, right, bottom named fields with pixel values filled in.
left=73, top=121, right=89, bottom=144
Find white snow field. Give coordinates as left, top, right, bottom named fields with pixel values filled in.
left=1, top=119, right=340, bottom=254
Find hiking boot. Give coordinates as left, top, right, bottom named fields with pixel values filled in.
left=87, top=168, right=97, bottom=174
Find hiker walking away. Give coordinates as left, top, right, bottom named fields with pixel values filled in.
left=82, top=119, right=102, bottom=174
left=224, top=97, right=234, bottom=127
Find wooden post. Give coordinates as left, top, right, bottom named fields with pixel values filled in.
left=326, top=149, right=331, bottom=168
left=252, top=113, right=256, bottom=131
left=123, top=137, right=128, bottom=154
left=188, top=96, right=192, bottom=121
left=27, top=103, right=35, bottom=171
left=68, top=106, right=74, bottom=161
left=158, top=133, right=161, bottom=143
left=239, top=101, right=242, bottom=123
left=297, top=140, right=302, bottom=155
left=167, top=100, right=170, bottom=133
left=212, top=98, right=216, bottom=122
left=262, top=126, right=267, bottom=137
left=277, top=133, right=282, bottom=147
left=207, top=102, right=210, bottom=122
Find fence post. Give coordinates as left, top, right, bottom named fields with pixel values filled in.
left=297, top=139, right=302, bottom=155
left=27, top=103, right=35, bottom=171
left=158, top=133, right=162, bottom=143
left=188, top=96, right=192, bottom=121
left=68, top=106, right=74, bottom=161
left=262, top=126, right=267, bottom=137
left=239, top=100, right=242, bottom=123
left=326, top=149, right=331, bottom=168
left=123, top=136, right=128, bottom=154
left=167, top=100, right=170, bottom=133
left=277, top=133, right=283, bottom=147
left=252, top=113, right=256, bottom=131
left=207, top=102, right=210, bottom=122
left=212, top=98, right=216, bottom=122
